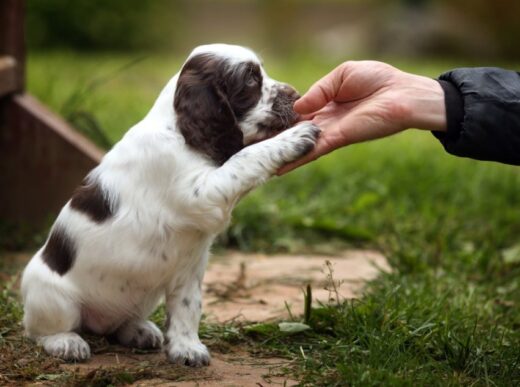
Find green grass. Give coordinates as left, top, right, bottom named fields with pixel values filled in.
left=0, top=51, right=518, bottom=385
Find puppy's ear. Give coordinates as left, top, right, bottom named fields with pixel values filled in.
left=174, top=54, right=244, bottom=165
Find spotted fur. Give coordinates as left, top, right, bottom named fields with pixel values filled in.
left=20, top=44, right=320, bottom=366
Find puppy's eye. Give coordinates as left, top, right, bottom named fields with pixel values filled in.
left=245, top=76, right=259, bottom=88
left=245, top=66, right=261, bottom=88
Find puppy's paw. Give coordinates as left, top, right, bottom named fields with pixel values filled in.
left=39, top=332, right=91, bottom=362
left=116, top=320, right=163, bottom=350
left=165, top=339, right=211, bottom=367
left=277, top=121, right=320, bottom=162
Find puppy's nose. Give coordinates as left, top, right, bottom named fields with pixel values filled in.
left=280, top=84, right=300, bottom=102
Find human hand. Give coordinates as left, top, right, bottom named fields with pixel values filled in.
left=278, top=61, right=447, bottom=174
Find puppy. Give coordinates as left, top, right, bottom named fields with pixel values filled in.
left=21, top=44, right=320, bottom=366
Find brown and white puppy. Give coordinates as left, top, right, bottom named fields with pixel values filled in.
left=21, top=44, right=320, bottom=366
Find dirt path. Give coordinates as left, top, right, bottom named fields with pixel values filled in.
left=203, top=250, right=389, bottom=323
left=9, top=249, right=388, bottom=386
left=62, top=351, right=296, bottom=386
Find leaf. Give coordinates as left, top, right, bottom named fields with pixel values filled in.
left=278, top=322, right=311, bottom=334
left=244, top=323, right=278, bottom=335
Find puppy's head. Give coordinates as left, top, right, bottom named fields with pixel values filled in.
left=174, top=44, right=300, bottom=165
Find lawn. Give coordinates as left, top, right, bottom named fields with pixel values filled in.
left=0, top=51, right=518, bottom=385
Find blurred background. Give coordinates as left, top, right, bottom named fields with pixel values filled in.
left=27, top=0, right=520, bottom=60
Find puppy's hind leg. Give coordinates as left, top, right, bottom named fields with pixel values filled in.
left=115, top=319, right=163, bottom=350
left=22, top=275, right=90, bottom=362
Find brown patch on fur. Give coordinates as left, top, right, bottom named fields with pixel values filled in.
left=70, top=177, right=114, bottom=222
left=42, top=226, right=76, bottom=275
left=174, top=53, right=263, bottom=165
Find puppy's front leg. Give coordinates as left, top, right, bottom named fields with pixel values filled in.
left=164, top=272, right=209, bottom=367
left=205, top=121, right=320, bottom=204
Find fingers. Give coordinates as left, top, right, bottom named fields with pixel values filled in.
left=277, top=108, right=381, bottom=175
left=293, top=83, right=332, bottom=115
left=293, top=64, right=347, bottom=115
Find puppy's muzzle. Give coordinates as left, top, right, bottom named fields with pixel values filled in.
left=265, top=84, right=301, bottom=133
left=274, top=84, right=300, bottom=120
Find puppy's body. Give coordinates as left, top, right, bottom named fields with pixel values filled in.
left=21, top=44, right=319, bottom=365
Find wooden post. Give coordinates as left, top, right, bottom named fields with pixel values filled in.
left=0, top=0, right=25, bottom=92
left=0, top=0, right=104, bottom=229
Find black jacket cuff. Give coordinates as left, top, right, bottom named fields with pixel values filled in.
left=430, top=67, right=520, bottom=165
left=433, top=80, right=464, bottom=143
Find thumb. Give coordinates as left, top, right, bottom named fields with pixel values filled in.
left=293, top=66, right=343, bottom=114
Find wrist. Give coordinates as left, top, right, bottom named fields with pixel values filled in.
left=401, top=74, right=447, bottom=132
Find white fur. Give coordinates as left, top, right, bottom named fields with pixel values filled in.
left=21, top=44, right=319, bottom=366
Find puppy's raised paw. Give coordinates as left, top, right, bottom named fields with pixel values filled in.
left=165, top=339, right=210, bottom=367
left=276, top=121, right=321, bottom=163
left=39, top=332, right=91, bottom=362
left=116, top=320, right=163, bottom=350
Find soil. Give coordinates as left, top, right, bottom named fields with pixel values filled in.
left=7, top=249, right=388, bottom=386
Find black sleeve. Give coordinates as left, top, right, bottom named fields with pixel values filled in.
left=433, top=67, right=520, bottom=165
